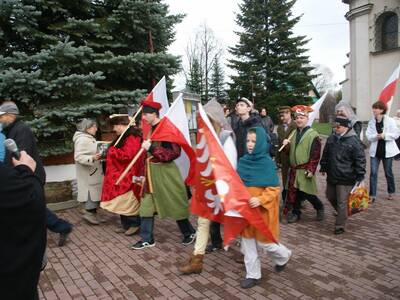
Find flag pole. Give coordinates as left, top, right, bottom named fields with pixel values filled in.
left=113, top=106, right=142, bottom=147
left=278, top=130, right=295, bottom=152
left=115, top=147, right=146, bottom=185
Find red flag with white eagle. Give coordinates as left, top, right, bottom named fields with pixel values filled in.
left=379, top=64, right=400, bottom=113
left=149, top=93, right=196, bottom=185
left=191, top=104, right=277, bottom=247
left=141, top=76, right=169, bottom=138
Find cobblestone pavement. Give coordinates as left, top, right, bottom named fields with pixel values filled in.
left=39, top=161, right=400, bottom=300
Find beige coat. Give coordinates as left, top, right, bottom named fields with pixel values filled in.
left=73, top=131, right=103, bottom=202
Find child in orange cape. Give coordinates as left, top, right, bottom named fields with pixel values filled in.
left=237, top=127, right=292, bottom=289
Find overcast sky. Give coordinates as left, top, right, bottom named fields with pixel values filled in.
left=164, top=0, right=350, bottom=91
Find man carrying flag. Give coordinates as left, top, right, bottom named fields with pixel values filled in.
left=131, top=99, right=196, bottom=250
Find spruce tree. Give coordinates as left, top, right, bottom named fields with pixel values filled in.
left=186, top=57, right=203, bottom=97
left=228, top=0, right=314, bottom=116
left=209, top=54, right=226, bottom=102
left=0, top=0, right=182, bottom=156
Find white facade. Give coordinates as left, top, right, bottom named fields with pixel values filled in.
left=341, top=0, right=400, bottom=121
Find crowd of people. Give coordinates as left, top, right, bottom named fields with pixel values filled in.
left=1, top=95, right=399, bottom=297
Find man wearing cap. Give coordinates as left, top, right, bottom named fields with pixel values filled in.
left=282, top=105, right=324, bottom=223
left=276, top=106, right=296, bottom=204
left=320, top=115, right=366, bottom=234
left=232, top=97, right=266, bottom=158
left=131, top=100, right=196, bottom=250
left=0, top=101, right=73, bottom=246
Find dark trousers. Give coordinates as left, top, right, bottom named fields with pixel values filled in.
left=210, top=221, right=222, bottom=247
left=46, top=208, right=72, bottom=234
left=140, top=217, right=195, bottom=243
left=120, top=215, right=140, bottom=230
left=292, top=190, right=323, bottom=216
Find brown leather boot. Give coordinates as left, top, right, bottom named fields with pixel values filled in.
left=179, top=254, right=204, bottom=275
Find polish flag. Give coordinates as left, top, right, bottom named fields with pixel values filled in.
left=379, top=64, right=400, bottom=113
left=142, top=76, right=169, bottom=138
left=307, top=92, right=328, bottom=126
left=150, top=93, right=196, bottom=185
left=191, top=104, right=277, bottom=247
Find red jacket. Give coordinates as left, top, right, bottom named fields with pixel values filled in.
left=101, top=135, right=144, bottom=201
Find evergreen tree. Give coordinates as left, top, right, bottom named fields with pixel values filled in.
left=209, top=54, right=226, bottom=102
left=0, top=0, right=183, bottom=155
left=186, top=57, right=203, bottom=96
left=228, top=0, right=314, bottom=117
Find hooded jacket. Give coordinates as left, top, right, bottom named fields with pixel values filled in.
left=320, top=128, right=366, bottom=185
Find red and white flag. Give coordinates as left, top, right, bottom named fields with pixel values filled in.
left=142, top=76, right=169, bottom=138
left=150, top=93, right=196, bottom=185
left=307, top=92, right=328, bottom=126
left=379, top=64, right=400, bottom=113
left=191, top=104, right=277, bottom=247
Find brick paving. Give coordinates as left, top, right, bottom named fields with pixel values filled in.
left=39, top=160, right=400, bottom=300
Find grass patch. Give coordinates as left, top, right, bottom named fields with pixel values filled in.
left=312, top=122, right=332, bottom=136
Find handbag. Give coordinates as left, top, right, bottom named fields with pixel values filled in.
left=348, top=184, right=369, bottom=216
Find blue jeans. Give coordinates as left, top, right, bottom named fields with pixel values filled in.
left=139, top=217, right=195, bottom=243
left=46, top=208, right=72, bottom=234
left=369, top=156, right=395, bottom=197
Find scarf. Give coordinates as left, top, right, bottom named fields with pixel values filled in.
left=237, top=127, right=279, bottom=187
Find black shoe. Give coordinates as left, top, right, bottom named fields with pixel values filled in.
left=131, top=240, right=155, bottom=250
left=182, top=233, right=196, bottom=245
left=334, top=228, right=345, bottom=235
left=58, top=228, right=72, bottom=247
left=205, top=244, right=222, bottom=254
left=287, top=213, right=300, bottom=223
left=240, top=278, right=258, bottom=289
left=316, top=209, right=325, bottom=221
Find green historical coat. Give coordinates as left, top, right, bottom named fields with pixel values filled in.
left=139, top=141, right=189, bottom=220
left=289, top=128, right=319, bottom=196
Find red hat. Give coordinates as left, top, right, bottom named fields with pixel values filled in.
left=141, top=99, right=162, bottom=111
left=291, top=105, right=313, bottom=117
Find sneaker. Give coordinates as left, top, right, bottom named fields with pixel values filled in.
left=387, top=194, right=394, bottom=201
left=124, top=226, right=139, bottom=236
left=334, top=228, right=345, bottom=235
left=205, top=244, right=222, bottom=254
left=287, top=213, right=300, bottom=223
left=131, top=240, right=155, bottom=250
left=240, top=278, right=258, bottom=289
left=369, top=196, right=376, bottom=203
left=58, top=228, right=72, bottom=247
left=316, top=209, right=324, bottom=221
left=182, top=233, right=196, bottom=245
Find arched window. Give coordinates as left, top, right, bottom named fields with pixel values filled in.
left=376, top=12, right=398, bottom=51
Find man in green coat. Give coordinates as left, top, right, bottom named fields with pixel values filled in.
left=131, top=100, right=196, bottom=250
left=281, top=105, right=324, bottom=223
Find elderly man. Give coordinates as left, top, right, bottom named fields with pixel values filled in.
left=320, top=115, right=366, bottom=234
left=0, top=101, right=73, bottom=246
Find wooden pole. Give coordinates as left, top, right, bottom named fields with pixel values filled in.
left=278, top=130, right=295, bottom=152
left=113, top=106, right=143, bottom=147
left=115, top=147, right=146, bottom=185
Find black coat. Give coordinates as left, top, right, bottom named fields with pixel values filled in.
left=232, top=115, right=265, bottom=158
left=320, top=129, right=366, bottom=185
left=3, top=119, right=46, bottom=184
left=0, top=163, right=47, bottom=300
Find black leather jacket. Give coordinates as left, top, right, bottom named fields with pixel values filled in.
left=320, top=129, right=366, bottom=185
